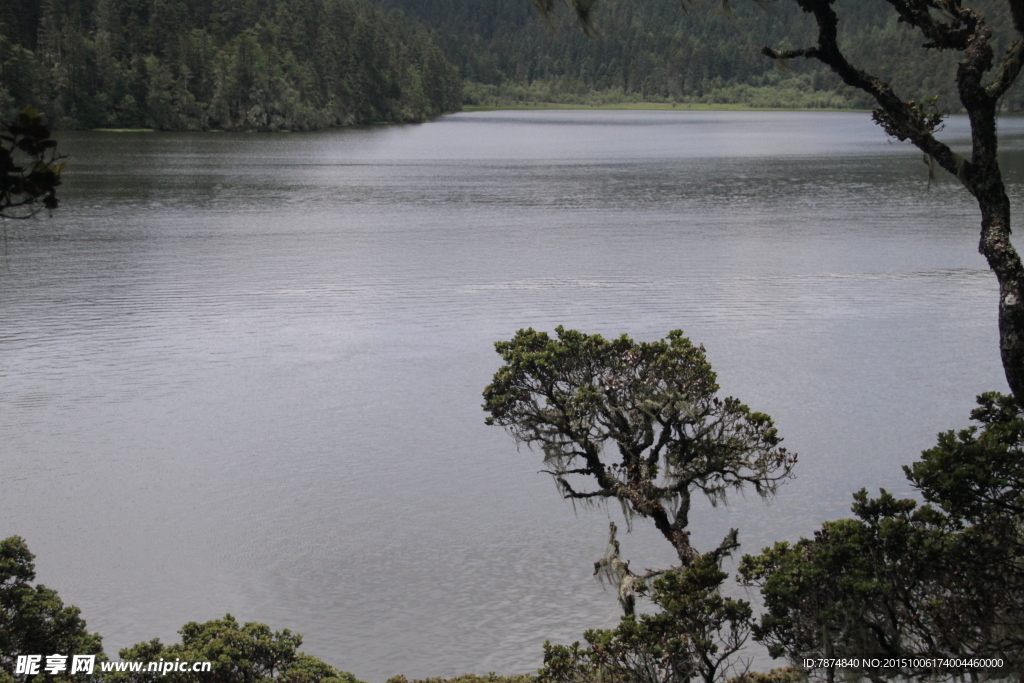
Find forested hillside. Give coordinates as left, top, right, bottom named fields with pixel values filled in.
left=0, top=0, right=461, bottom=130
left=4, top=0, right=1023, bottom=129
left=379, top=0, right=1024, bottom=110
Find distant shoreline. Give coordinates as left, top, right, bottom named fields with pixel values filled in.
left=82, top=104, right=871, bottom=132
left=461, top=102, right=868, bottom=112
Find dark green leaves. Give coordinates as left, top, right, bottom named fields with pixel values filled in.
left=0, top=536, right=363, bottom=683
left=112, top=616, right=364, bottom=683
left=539, top=555, right=753, bottom=683
left=484, top=327, right=794, bottom=562
left=3, top=0, right=460, bottom=131
left=740, top=394, right=1024, bottom=678
left=906, top=392, right=1024, bottom=520
left=0, top=107, right=64, bottom=217
left=0, top=536, right=105, bottom=680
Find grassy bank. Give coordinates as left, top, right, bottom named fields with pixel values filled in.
left=462, top=102, right=865, bottom=112
left=385, top=675, right=533, bottom=683
left=459, top=76, right=868, bottom=112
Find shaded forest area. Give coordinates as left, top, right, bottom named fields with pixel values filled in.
left=0, top=0, right=462, bottom=130
left=6, top=0, right=1024, bottom=128
left=380, top=0, right=1024, bottom=110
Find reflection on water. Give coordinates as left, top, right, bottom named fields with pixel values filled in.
left=0, top=111, right=1015, bottom=681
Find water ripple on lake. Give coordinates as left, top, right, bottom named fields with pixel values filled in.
left=0, top=111, right=1011, bottom=681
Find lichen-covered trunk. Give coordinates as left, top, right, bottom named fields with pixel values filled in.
left=772, top=0, right=1024, bottom=407
left=978, top=202, right=1024, bottom=405
left=634, top=494, right=696, bottom=564
left=966, top=104, right=1024, bottom=406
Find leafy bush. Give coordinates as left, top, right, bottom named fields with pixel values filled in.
left=740, top=394, right=1024, bottom=680
left=386, top=675, right=534, bottom=683
left=0, top=536, right=105, bottom=681
left=538, top=555, right=751, bottom=683
left=112, top=616, right=363, bottom=683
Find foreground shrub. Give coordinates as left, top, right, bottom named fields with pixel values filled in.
left=385, top=675, right=534, bottom=683
left=0, top=536, right=105, bottom=681
left=111, top=615, right=362, bottom=683
left=538, top=554, right=751, bottom=683
left=740, top=393, right=1024, bottom=681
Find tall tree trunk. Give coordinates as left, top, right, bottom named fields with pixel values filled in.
left=762, top=0, right=1024, bottom=406
left=977, top=197, right=1024, bottom=404
left=963, top=85, right=1024, bottom=405
left=962, top=102, right=1024, bottom=405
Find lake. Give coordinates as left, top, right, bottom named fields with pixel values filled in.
left=0, top=110, right=1015, bottom=681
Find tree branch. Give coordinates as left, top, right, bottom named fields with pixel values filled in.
left=986, top=39, right=1024, bottom=99
left=764, top=0, right=968, bottom=183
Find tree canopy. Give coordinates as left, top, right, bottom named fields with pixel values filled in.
left=113, top=616, right=364, bottom=683
left=538, top=554, right=754, bottom=683
left=381, top=0, right=1024, bottom=109
left=0, top=106, right=63, bottom=217
left=0, top=0, right=460, bottom=130
left=0, top=537, right=364, bottom=683
left=484, top=327, right=795, bottom=570
left=0, top=536, right=104, bottom=683
left=740, top=393, right=1024, bottom=680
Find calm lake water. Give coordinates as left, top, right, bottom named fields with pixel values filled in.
left=0, top=110, right=1016, bottom=680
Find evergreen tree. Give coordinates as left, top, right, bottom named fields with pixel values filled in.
left=0, top=0, right=460, bottom=130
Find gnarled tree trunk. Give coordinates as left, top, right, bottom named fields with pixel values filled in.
left=536, top=0, right=1024, bottom=403
left=760, top=0, right=1024, bottom=405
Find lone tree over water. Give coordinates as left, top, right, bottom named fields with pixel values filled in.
left=531, top=0, right=1024, bottom=405
left=484, top=328, right=793, bottom=679
left=483, top=327, right=795, bottom=611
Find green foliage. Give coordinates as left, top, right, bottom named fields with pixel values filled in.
left=739, top=394, right=1024, bottom=679
left=728, top=668, right=807, bottom=683
left=484, top=327, right=794, bottom=562
left=112, top=615, right=363, bottom=683
left=0, top=537, right=360, bottom=683
left=385, top=675, right=535, bottom=683
left=740, top=494, right=959, bottom=674
left=0, top=106, right=63, bottom=217
left=906, top=391, right=1024, bottom=522
left=383, top=0, right=1024, bottom=110
left=0, top=536, right=105, bottom=679
left=538, top=555, right=752, bottom=683
left=872, top=96, right=945, bottom=141
left=0, top=0, right=460, bottom=130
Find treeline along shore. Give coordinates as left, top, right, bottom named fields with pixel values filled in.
left=381, top=0, right=1024, bottom=111
left=8, top=0, right=1024, bottom=131
left=0, top=0, right=462, bottom=131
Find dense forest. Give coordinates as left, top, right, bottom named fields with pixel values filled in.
left=380, top=0, right=1024, bottom=110
left=4, top=0, right=1024, bottom=128
left=0, top=0, right=462, bottom=130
